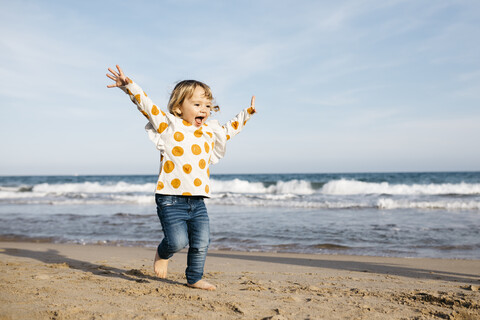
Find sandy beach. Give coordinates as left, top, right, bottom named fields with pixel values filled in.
left=0, top=242, right=479, bottom=320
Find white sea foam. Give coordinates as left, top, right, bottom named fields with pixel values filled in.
left=32, top=181, right=156, bottom=194
left=273, top=180, right=314, bottom=194
left=211, top=179, right=267, bottom=193
left=211, top=179, right=314, bottom=195
left=207, top=196, right=480, bottom=210
left=0, top=181, right=156, bottom=204
left=0, top=195, right=156, bottom=205
left=321, top=179, right=480, bottom=195
left=112, top=194, right=154, bottom=204
left=377, top=198, right=480, bottom=210
left=1, top=179, right=314, bottom=199
left=206, top=196, right=360, bottom=208
left=1, top=178, right=480, bottom=210
left=0, top=191, right=47, bottom=199
left=6, top=178, right=479, bottom=198
left=10, top=194, right=476, bottom=210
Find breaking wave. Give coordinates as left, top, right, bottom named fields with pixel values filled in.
left=1, top=177, right=479, bottom=210
left=321, top=179, right=480, bottom=195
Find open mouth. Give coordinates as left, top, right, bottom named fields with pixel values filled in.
left=194, top=116, right=205, bottom=126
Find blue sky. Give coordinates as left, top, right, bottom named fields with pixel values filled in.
left=1, top=0, right=479, bottom=175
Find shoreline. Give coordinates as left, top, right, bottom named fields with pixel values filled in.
left=1, top=235, right=480, bottom=261
left=1, top=241, right=479, bottom=319
left=2, top=234, right=479, bottom=261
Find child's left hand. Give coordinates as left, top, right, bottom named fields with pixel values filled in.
left=250, top=96, right=256, bottom=113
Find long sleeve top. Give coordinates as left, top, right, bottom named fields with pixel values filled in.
left=120, top=80, right=255, bottom=197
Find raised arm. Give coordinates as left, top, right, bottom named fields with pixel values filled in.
left=106, top=65, right=169, bottom=134
left=222, top=96, right=256, bottom=140
left=209, top=96, right=257, bottom=164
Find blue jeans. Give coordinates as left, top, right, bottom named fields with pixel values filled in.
left=155, top=194, right=210, bottom=284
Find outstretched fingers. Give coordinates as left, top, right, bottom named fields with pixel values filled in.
left=106, top=64, right=128, bottom=88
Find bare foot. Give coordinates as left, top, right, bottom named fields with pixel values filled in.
left=187, top=280, right=216, bottom=291
left=153, top=251, right=168, bottom=278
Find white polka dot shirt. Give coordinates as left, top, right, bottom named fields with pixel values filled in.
left=121, top=81, right=255, bottom=197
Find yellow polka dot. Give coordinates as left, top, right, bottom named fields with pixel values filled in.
left=194, top=129, right=203, bottom=138
left=127, top=89, right=132, bottom=95
left=156, top=181, right=164, bottom=190
left=183, top=164, right=192, bottom=174
left=191, top=144, right=201, bottom=155
left=244, top=120, right=247, bottom=126
left=205, top=185, right=210, bottom=193
left=141, top=110, right=150, bottom=119
left=203, top=123, right=208, bottom=126
left=161, top=110, right=166, bottom=116
left=227, top=135, right=231, bottom=140
left=204, top=142, right=210, bottom=153
left=231, top=121, right=239, bottom=130
left=247, top=106, right=255, bottom=115
left=128, top=78, right=133, bottom=84
left=206, top=132, right=213, bottom=138
left=164, top=161, right=174, bottom=173
left=194, top=178, right=202, bottom=187
left=134, top=94, right=141, bottom=103
left=199, top=159, right=206, bottom=169
left=182, top=192, right=192, bottom=196
left=158, top=122, right=168, bottom=133
left=182, top=120, right=192, bottom=126
left=174, top=132, right=184, bottom=142
left=143, top=91, right=148, bottom=97
left=152, top=105, right=159, bottom=115
left=172, top=146, right=184, bottom=157
left=207, top=168, right=210, bottom=177
left=171, top=179, right=181, bottom=189
left=211, top=142, right=215, bottom=149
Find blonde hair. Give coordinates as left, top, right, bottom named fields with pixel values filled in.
left=167, top=80, right=220, bottom=117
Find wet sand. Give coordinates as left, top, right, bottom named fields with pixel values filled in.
left=0, top=241, right=479, bottom=319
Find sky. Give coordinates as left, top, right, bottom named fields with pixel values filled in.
left=1, top=0, right=479, bottom=175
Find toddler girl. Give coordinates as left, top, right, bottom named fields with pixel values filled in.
left=106, top=65, right=256, bottom=290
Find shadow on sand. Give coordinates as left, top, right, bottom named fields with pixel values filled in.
left=1, top=246, right=183, bottom=286
left=207, top=252, right=480, bottom=285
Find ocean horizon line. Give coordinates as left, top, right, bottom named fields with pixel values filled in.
left=1, top=169, right=480, bottom=178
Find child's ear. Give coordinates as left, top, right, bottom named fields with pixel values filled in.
left=174, top=107, right=182, bottom=115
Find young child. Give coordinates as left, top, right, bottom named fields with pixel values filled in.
left=106, top=65, right=256, bottom=290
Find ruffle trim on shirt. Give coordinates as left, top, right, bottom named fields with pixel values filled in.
left=208, top=119, right=227, bottom=165
left=145, top=123, right=165, bottom=151
left=144, top=112, right=177, bottom=152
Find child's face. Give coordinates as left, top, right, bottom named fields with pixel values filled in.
left=179, top=87, right=212, bottom=127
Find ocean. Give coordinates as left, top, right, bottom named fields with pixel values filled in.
left=1, top=172, right=479, bottom=259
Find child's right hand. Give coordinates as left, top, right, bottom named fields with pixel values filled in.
left=106, top=65, right=130, bottom=88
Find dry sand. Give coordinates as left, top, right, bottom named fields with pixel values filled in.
left=0, top=241, right=479, bottom=320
